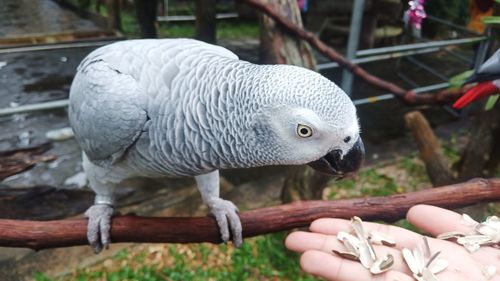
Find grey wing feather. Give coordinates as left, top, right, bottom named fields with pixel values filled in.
left=69, top=60, right=149, bottom=167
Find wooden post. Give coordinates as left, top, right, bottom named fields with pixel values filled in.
left=404, top=111, right=455, bottom=186
left=134, top=0, right=158, bottom=38
left=195, top=0, right=217, bottom=43
left=106, top=0, right=122, bottom=31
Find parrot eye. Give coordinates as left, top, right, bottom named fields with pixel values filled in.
left=344, top=136, right=351, bottom=143
left=297, top=124, right=313, bottom=138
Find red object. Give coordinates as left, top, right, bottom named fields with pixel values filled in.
left=452, top=81, right=500, bottom=109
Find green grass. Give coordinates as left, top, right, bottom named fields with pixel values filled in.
left=396, top=156, right=429, bottom=190
left=156, top=20, right=259, bottom=40
left=216, top=21, right=259, bottom=40
left=393, top=219, right=423, bottom=234
left=359, top=169, right=399, bottom=197
left=85, top=0, right=259, bottom=40
left=327, top=155, right=430, bottom=200
left=327, top=166, right=404, bottom=199
left=35, top=233, right=319, bottom=281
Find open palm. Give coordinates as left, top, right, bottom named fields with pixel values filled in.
left=286, top=205, right=500, bottom=281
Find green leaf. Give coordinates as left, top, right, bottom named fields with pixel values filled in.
left=485, top=94, right=500, bottom=111
left=496, top=0, right=500, bottom=4
left=482, top=16, right=500, bottom=25
left=448, top=70, right=474, bottom=89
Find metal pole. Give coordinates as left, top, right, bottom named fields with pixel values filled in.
left=0, top=100, right=69, bottom=117
left=341, top=0, right=365, bottom=95
left=0, top=40, right=119, bottom=55
left=317, top=47, right=440, bottom=70
left=352, top=82, right=449, bottom=106
left=356, top=36, right=486, bottom=57
left=473, top=28, right=491, bottom=70
left=426, top=15, right=481, bottom=36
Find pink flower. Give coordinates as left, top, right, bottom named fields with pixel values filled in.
left=405, top=0, right=427, bottom=29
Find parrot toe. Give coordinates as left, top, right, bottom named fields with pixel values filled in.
left=207, top=198, right=242, bottom=247
left=85, top=204, right=114, bottom=254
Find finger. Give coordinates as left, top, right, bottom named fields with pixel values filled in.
left=407, top=205, right=472, bottom=236
left=490, top=274, right=500, bottom=281
left=472, top=246, right=500, bottom=267
left=286, top=231, right=410, bottom=273
left=309, top=218, right=423, bottom=249
left=300, top=250, right=414, bottom=281
left=434, top=270, right=482, bottom=281
left=286, top=231, right=345, bottom=254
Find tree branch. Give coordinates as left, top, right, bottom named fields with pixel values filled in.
left=238, top=0, right=464, bottom=105
left=1, top=178, right=499, bottom=250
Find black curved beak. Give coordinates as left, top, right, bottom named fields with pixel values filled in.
left=308, top=138, right=365, bottom=178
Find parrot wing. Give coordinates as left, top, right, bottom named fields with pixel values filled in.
left=69, top=59, right=149, bottom=167
left=452, top=81, right=500, bottom=109
left=69, top=39, right=239, bottom=167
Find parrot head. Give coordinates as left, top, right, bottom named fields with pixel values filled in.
left=250, top=65, right=365, bottom=179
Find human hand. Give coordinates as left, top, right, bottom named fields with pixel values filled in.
left=285, top=205, right=500, bottom=281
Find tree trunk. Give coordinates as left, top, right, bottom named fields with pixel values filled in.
left=134, top=0, right=158, bottom=38
left=195, top=0, right=217, bottom=43
left=258, top=0, right=316, bottom=69
left=404, top=111, right=455, bottom=186
left=485, top=109, right=500, bottom=176
left=458, top=104, right=500, bottom=181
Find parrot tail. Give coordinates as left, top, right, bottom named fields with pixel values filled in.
left=452, top=81, right=500, bottom=109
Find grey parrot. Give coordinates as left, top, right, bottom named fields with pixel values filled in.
left=69, top=38, right=365, bottom=253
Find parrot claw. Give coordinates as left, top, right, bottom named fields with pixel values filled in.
left=85, top=204, right=114, bottom=254
left=207, top=198, right=243, bottom=247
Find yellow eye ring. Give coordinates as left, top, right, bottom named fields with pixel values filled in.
left=297, top=124, right=313, bottom=138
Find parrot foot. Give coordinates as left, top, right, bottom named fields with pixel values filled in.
left=85, top=204, right=114, bottom=254
left=206, top=198, right=242, bottom=247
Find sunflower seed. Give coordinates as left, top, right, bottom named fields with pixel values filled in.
left=331, top=249, right=359, bottom=261
left=369, top=231, right=397, bottom=247
left=482, top=265, right=497, bottom=280
left=436, top=231, right=466, bottom=240
left=461, top=213, right=479, bottom=227
left=402, top=238, right=448, bottom=280
left=427, top=258, right=449, bottom=275
left=369, top=254, right=394, bottom=274
left=403, top=248, right=422, bottom=276
left=351, top=217, right=377, bottom=268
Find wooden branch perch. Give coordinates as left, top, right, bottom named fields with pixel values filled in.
left=0, top=178, right=499, bottom=250
left=238, top=0, right=464, bottom=105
